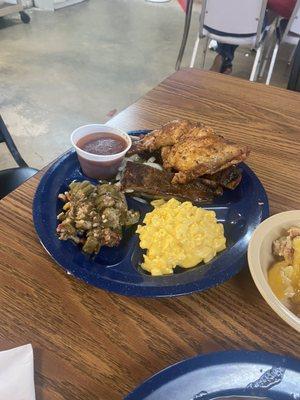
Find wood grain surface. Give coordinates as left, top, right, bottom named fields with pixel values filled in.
left=0, top=69, right=299, bottom=400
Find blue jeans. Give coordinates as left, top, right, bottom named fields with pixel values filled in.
left=216, top=43, right=238, bottom=70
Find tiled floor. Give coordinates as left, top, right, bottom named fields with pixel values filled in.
left=0, top=0, right=295, bottom=170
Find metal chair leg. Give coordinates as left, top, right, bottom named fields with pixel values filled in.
left=201, top=36, right=209, bottom=69
left=250, top=45, right=263, bottom=81
left=259, top=23, right=276, bottom=78
left=259, top=41, right=274, bottom=78
left=175, top=0, right=194, bottom=70
left=256, top=43, right=265, bottom=80
left=266, top=42, right=279, bottom=85
left=288, top=46, right=296, bottom=66
left=190, top=37, right=200, bottom=68
left=0, top=116, right=28, bottom=168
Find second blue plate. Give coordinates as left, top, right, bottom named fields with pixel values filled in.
left=33, top=130, right=269, bottom=297
left=125, top=350, right=300, bottom=399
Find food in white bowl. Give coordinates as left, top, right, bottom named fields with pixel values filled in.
left=269, top=227, right=300, bottom=316
left=248, top=210, right=300, bottom=333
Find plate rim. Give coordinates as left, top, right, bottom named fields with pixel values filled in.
left=124, top=349, right=300, bottom=399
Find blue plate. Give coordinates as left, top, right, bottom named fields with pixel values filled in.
left=125, top=350, right=300, bottom=399
left=33, top=130, right=269, bottom=297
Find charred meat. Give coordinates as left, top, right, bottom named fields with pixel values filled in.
left=121, top=162, right=222, bottom=204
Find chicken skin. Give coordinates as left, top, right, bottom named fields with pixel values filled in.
left=128, top=119, right=249, bottom=184
left=128, top=120, right=213, bottom=154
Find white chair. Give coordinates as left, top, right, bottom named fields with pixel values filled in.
left=190, top=0, right=268, bottom=81
left=266, top=0, right=300, bottom=85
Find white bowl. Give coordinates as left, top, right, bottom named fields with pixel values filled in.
left=248, top=210, right=300, bottom=333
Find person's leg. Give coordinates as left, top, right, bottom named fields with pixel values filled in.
left=210, top=43, right=238, bottom=73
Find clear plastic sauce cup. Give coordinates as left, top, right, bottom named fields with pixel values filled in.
left=71, top=124, right=132, bottom=180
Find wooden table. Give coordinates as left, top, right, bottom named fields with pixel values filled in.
left=0, top=70, right=299, bottom=399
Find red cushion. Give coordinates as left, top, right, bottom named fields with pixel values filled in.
left=268, top=0, right=297, bottom=19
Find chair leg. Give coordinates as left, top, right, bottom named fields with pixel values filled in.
left=259, top=41, right=273, bottom=78
left=256, top=43, right=265, bottom=80
left=190, top=36, right=200, bottom=68
left=0, top=115, right=28, bottom=168
left=259, top=23, right=276, bottom=78
left=175, top=0, right=194, bottom=70
left=266, top=42, right=279, bottom=85
left=288, top=45, right=296, bottom=66
left=201, top=36, right=209, bottom=69
left=250, top=44, right=263, bottom=81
